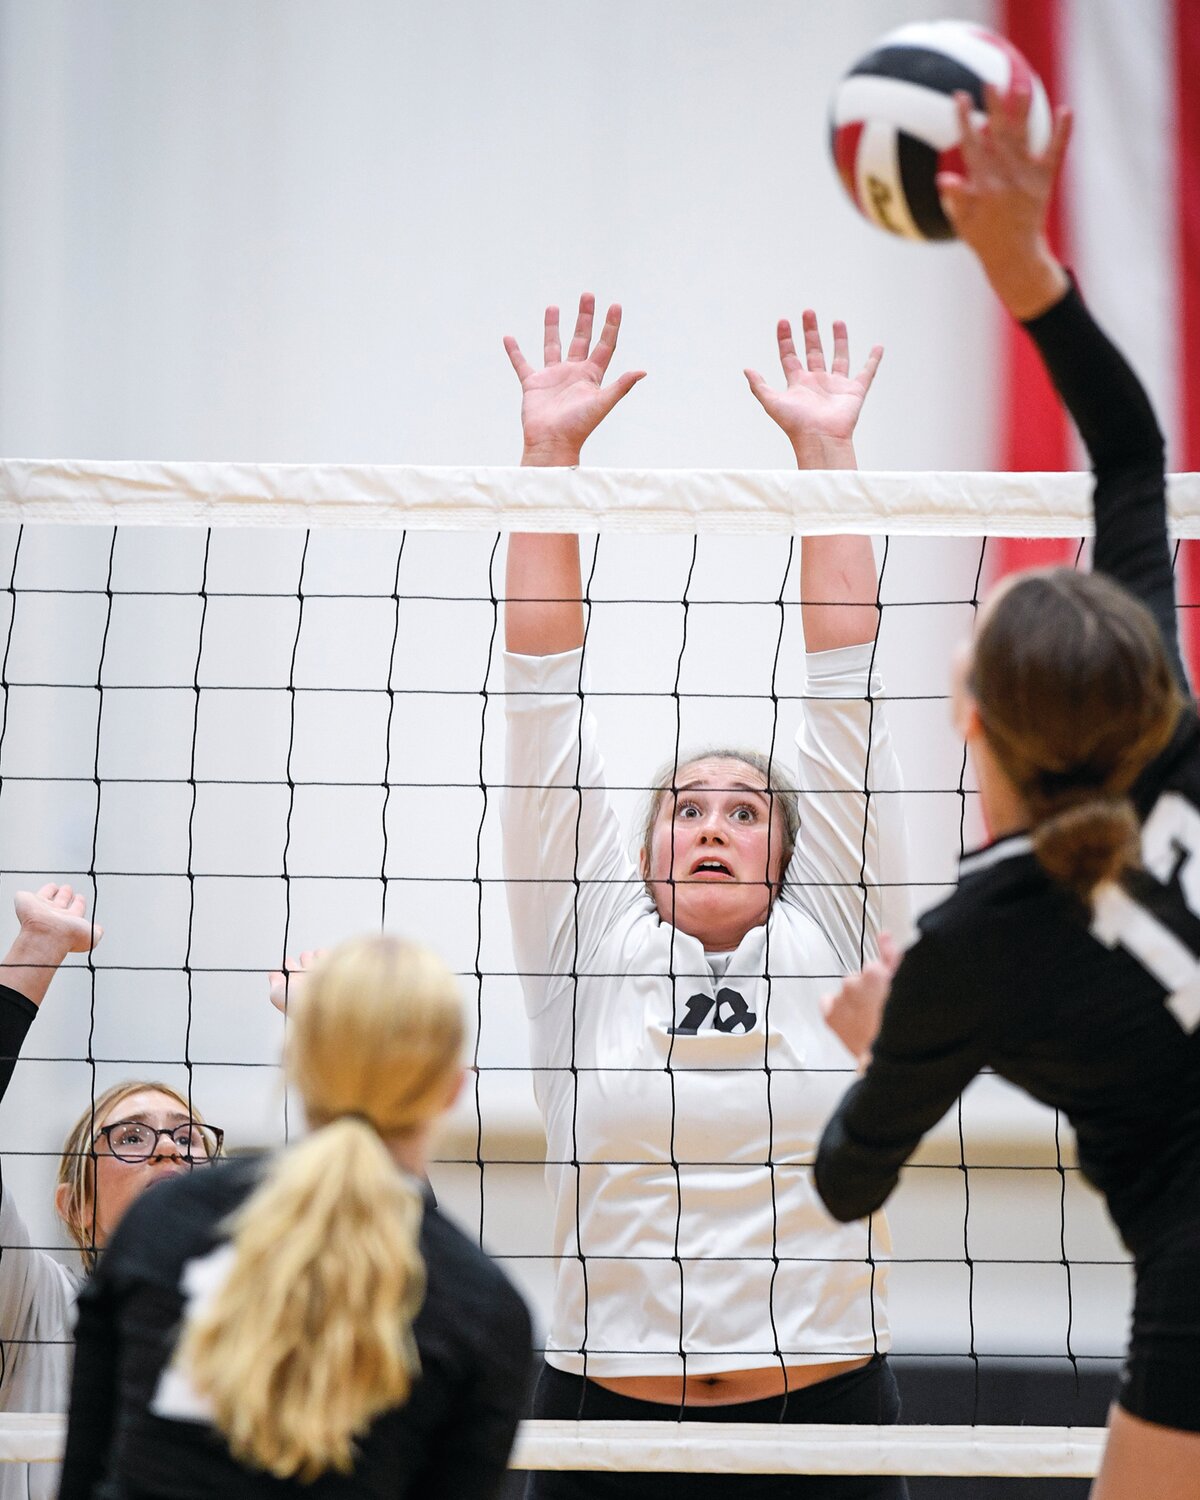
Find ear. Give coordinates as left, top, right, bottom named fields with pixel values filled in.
left=444, top=1065, right=468, bottom=1111
left=638, top=846, right=649, bottom=881
left=957, top=694, right=985, bottom=744
left=53, top=1180, right=77, bottom=1234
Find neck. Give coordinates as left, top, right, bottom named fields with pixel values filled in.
left=385, top=1123, right=431, bottom=1179
left=972, top=740, right=1031, bottom=843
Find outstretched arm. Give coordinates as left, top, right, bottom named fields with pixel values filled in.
left=746, top=312, right=882, bottom=651
left=504, top=294, right=645, bottom=657
left=941, top=87, right=1184, bottom=688
left=0, top=886, right=101, bottom=1381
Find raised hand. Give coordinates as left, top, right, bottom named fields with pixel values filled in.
left=937, top=84, right=1073, bottom=320
left=819, top=933, right=901, bottom=1070
left=744, top=311, right=882, bottom=469
left=504, top=293, right=646, bottom=467
left=268, top=949, right=328, bottom=1015
left=1, top=884, right=102, bottom=1007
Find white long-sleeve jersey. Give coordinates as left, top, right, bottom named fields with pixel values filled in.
left=503, top=642, right=909, bottom=1379
left=0, top=1174, right=79, bottom=1500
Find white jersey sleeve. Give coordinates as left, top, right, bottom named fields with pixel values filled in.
left=788, top=641, right=911, bottom=970
left=503, top=649, right=641, bottom=1017
left=0, top=1169, right=77, bottom=1411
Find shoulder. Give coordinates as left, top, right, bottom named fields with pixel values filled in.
left=98, top=1155, right=264, bottom=1282
left=1135, top=703, right=1200, bottom=811
left=916, top=838, right=1077, bottom=964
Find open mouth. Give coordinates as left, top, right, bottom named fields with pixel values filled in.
left=689, top=859, right=734, bottom=879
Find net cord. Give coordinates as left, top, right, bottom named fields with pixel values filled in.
left=2, top=460, right=1199, bottom=535
left=0, top=1414, right=1108, bottom=1477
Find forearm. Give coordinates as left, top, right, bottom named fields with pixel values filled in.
left=801, top=535, right=879, bottom=651
left=814, top=1090, right=906, bottom=1223
left=0, top=929, right=74, bottom=1008
left=977, top=236, right=1069, bottom=323
left=792, top=645, right=909, bottom=965
left=1023, top=284, right=1183, bottom=688
left=1023, top=282, right=1164, bottom=475
left=0, top=988, right=36, bottom=1107
left=505, top=533, right=584, bottom=655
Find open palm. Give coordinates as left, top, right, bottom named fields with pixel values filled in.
left=504, top=293, right=645, bottom=464
left=745, top=311, right=882, bottom=457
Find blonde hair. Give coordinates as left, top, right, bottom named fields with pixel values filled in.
left=178, top=934, right=465, bottom=1482
left=57, top=1079, right=207, bottom=1272
left=972, top=569, right=1183, bottom=899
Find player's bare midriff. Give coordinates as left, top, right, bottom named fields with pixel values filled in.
left=591, top=1355, right=872, bottom=1406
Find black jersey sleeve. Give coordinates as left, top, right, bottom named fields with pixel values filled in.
left=0, top=984, right=37, bottom=1108
left=58, top=1251, right=119, bottom=1500
left=815, top=928, right=990, bottom=1223
left=1022, top=284, right=1187, bottom=692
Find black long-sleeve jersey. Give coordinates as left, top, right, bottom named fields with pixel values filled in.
left=59, top=1153, right=533, bottom=1500
left=815, top=284, right=1200, bottom=1257
left=0, top=985, right=35, bottom=1107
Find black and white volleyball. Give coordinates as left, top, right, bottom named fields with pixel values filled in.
left=830, top=20, right=1052, bottom=241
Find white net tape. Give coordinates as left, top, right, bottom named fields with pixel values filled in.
left=4, top=458, right=1200, bottom=535
left=0, top=1415, right=1108, bottom=1478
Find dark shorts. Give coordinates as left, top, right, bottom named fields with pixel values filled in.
left=1119, top=1221, right=1200, bottom=1432
left=524, top=1356, right=909, bottom=1500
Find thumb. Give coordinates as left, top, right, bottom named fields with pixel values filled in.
left=878, top=931, right=901, bottom=975
left=936, top=173, right=967, bottom=233
left=743, top=368, right=771, bottom=408
left=600, top=369, right=646, bottom=416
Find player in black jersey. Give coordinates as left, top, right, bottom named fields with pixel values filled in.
left=814, top=88, right=1200, bottom=1500
left=59, top=934, right=532, bottom=1500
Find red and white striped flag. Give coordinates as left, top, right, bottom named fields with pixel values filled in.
left=994, top=0, right=1200, bottom=671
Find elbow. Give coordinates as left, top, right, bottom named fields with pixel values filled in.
left=816, top=1185, right=879, bottom=1226
left=814, top=1126, right=895, bottom=1224
left=814, top=1158, right=883, bottom=1226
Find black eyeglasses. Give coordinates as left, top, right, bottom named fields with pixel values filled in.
left=93, top=1119, right=224, bottom=1164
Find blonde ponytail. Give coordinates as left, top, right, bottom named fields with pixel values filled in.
left=180, top=1117, right=425, bottom=1480
left=177, top=934, right=464, bottom=1482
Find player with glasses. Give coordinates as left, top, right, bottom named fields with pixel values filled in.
left=0, top=882, right=221, bottom=1500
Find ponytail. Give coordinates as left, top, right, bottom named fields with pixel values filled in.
left=970, top=567, right=1183, bottom=904
left=179, top=1116, right=426, bottom=1481
left=1030, top=794, right=1142, bottom=900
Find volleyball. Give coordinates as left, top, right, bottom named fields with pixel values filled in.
left=829, top=19, right=1052, bottom=241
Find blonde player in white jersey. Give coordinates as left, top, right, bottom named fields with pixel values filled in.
left=0, top=884, right=223, bottom=1500
left=502, top=295, right=910, bottom=1498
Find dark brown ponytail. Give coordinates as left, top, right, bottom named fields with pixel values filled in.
left=1029, top=795, right=1141, bottom=899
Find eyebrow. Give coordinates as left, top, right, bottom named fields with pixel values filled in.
left=106, top=1111, right=192, bottom=1127
left=674, top=780, right=770, bottom=798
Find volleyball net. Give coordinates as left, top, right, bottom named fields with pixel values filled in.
left=2, top=458, right=1198, bottom=1479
